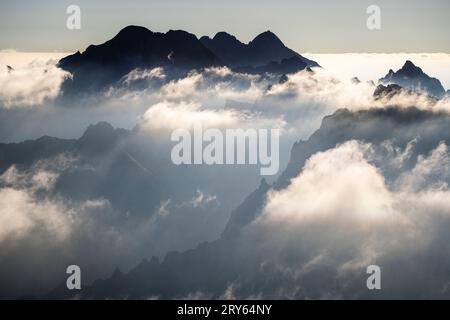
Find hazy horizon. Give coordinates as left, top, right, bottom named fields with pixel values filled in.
left=1, top=0, right=449, bottom=53
left=2, top=51, right=450, bottom=91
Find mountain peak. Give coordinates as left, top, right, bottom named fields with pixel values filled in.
left=398, top=60, right=423, bottom=76
left=114, top=25, right=153, bottom=40
left=256, top=30, right=277, bottom=38
left=118, top=25, right=151, bottom=33
left=213, top=31, right=239, bottom=42
left=250, top=30, right=283, bottom=47
left=82, top=121, right=115, bottom=137
left=77, top=122, right=126, bottom=155
left=379, top=60, right=445, bottom=98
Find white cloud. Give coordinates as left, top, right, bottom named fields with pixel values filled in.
left=178, top=190, right=218, bottom=208
left=157, top=67, right=264, bottom=104
left=397, top=142, right=450, bottom=192
left=260, top=140, right=398, bottom=225
left=0, top=187, right=72, bottom=243
left=0, top=156, right=106, bottom=244
left=1, top=52, right=449, bottom=144
left=138, top=100, right=284, bottom=133
left=250, top=140, right=450, bottom=281
left=0, top=59, right=70, bottom=107
left=267, top=67, right=450, bottom=113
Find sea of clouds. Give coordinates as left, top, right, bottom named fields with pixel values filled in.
left=0, top=51, right=449, bottom=298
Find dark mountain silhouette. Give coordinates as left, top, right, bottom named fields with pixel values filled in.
left=46, top=106, right=450, bottom=299
left=58, top=26, right=222, bottom=92
left=379, top=60, right=446, bottom=98
left=200, top=30, right=319, bottom=68
left=0, top=122, right=127, bottom=173
left=57, top=26, right=319, bottom=93
left=59, top=26, right=221, bottom=71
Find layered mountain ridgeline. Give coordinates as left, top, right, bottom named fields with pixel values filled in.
left=0, top=122, right=166, bottom=216
left=58, top=26, right=318, bottom=93
left=199, top=31, right=319, bottom=68
left=378, top=60, right=446, bottom=98
left=46, top=106, right=450, bottom=299
left=0, top=121, right=130, bottom=160
left=0, top=122, right=126, bottom=172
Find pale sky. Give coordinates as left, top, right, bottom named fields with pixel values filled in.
left=0, top=0, right=449, bottom=53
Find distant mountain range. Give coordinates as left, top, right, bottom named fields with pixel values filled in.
left=378, top=60, right=446, bottom=98
left=0, top=122, right=166, bottom=218
left=45, top=106, right=450, bottom=299
left=57, top=26, right=319, bottom=92
left=57, top=27, right=449, bottom=99
left=0, top=122, right=127, bottom=173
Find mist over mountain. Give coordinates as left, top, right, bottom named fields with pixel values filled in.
left=0, top=118, right=266, bottom=298
left=47, top=106, right=450, bottom=299
left=379, top=60, right=446, bottom=98
left=0, top=122, right=127, bottom=171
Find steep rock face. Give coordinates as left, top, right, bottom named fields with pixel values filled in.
left=379, top=60, right=446, bottom=98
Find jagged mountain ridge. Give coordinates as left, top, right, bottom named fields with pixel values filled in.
left=58, top=26, right=318, bottom=93
left=200, top=30, right=319, bottom=68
